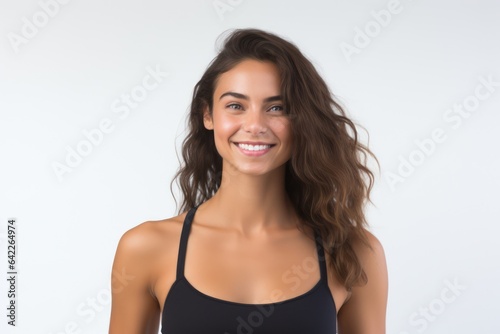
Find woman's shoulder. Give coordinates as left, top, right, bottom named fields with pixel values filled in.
left=346, top=228, right=387, bottom=300
left=336, top=229, right=388, bottom=331
left=355, top=229, right=385, bottom=255
left=109, top=212, right=189, bottom=332
left=351, top=229, right=386, bottom=274
left=114, top=211, right=189, bottom=262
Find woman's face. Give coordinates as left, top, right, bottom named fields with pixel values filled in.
left=203, top=59, right=292, bottom=176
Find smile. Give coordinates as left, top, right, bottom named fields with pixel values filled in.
left=234, top=142, right=275, bottom=156
left=237, top=143, right=272, bottom=151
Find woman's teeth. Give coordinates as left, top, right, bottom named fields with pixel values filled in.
left=237, top=143, right=272, bottom=151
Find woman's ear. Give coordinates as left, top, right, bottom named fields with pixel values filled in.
left=203, top=107, right=214, bottom=130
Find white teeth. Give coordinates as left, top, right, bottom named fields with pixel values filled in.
left=237, top=143, right=271, bottom=151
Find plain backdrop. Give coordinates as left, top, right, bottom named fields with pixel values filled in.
left=1, top=0, right=499, bottom=333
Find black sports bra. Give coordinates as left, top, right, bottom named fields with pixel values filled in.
left=161, top=204, right=337, bottom=333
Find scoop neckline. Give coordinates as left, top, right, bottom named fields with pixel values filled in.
left=181, top=276, right=324, bottom=307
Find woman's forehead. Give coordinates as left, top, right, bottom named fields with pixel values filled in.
left=214, top=60, right=281, bottom=100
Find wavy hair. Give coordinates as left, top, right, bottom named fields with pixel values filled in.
left=170, top=28, right=380, bottom=290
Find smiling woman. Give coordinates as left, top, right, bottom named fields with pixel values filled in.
left=204, top=60, right=292, bottom=176
left=109, top=28, right=387, bottom=334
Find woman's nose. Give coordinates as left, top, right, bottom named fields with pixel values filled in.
left=242, top=109, right=267, bottom=134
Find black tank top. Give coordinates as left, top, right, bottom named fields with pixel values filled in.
left=161, top=205, right=337, bottom=333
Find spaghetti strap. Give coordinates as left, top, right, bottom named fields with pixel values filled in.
left=313, top=230, right=328, bottom=284
left=176, top=205, right=199, bottom=280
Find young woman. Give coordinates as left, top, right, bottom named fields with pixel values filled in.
left=109, top=28, right=388, bottom=334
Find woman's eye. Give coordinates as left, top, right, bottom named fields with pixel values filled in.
left=227, top=103, right=242, bottom=110
left=269, top=105, right=284, bottom=112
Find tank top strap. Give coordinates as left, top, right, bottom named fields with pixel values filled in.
left=176, top=205, right=199, bottom=280
left=313, top=230, right=328, bottom=284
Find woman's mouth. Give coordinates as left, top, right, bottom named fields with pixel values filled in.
left=233, top=142, right=276, bottom=156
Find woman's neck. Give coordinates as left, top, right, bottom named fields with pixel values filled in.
left=201, top=165, right=298, bottom=236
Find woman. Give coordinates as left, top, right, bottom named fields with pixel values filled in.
left=109, top=28, right=387, bottom=334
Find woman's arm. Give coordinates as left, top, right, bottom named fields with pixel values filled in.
left=337, top=231, right=388, bottom=334
left=109, top=223, right=160, bottom=334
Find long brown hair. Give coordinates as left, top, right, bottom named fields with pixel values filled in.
left=170, top=28, right=380, bottom=290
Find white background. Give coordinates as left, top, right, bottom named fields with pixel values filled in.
left=1, top=0, right=499, bottom=333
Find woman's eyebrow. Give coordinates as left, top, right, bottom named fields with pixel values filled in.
left=219, top=91, right=282, bottom=102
